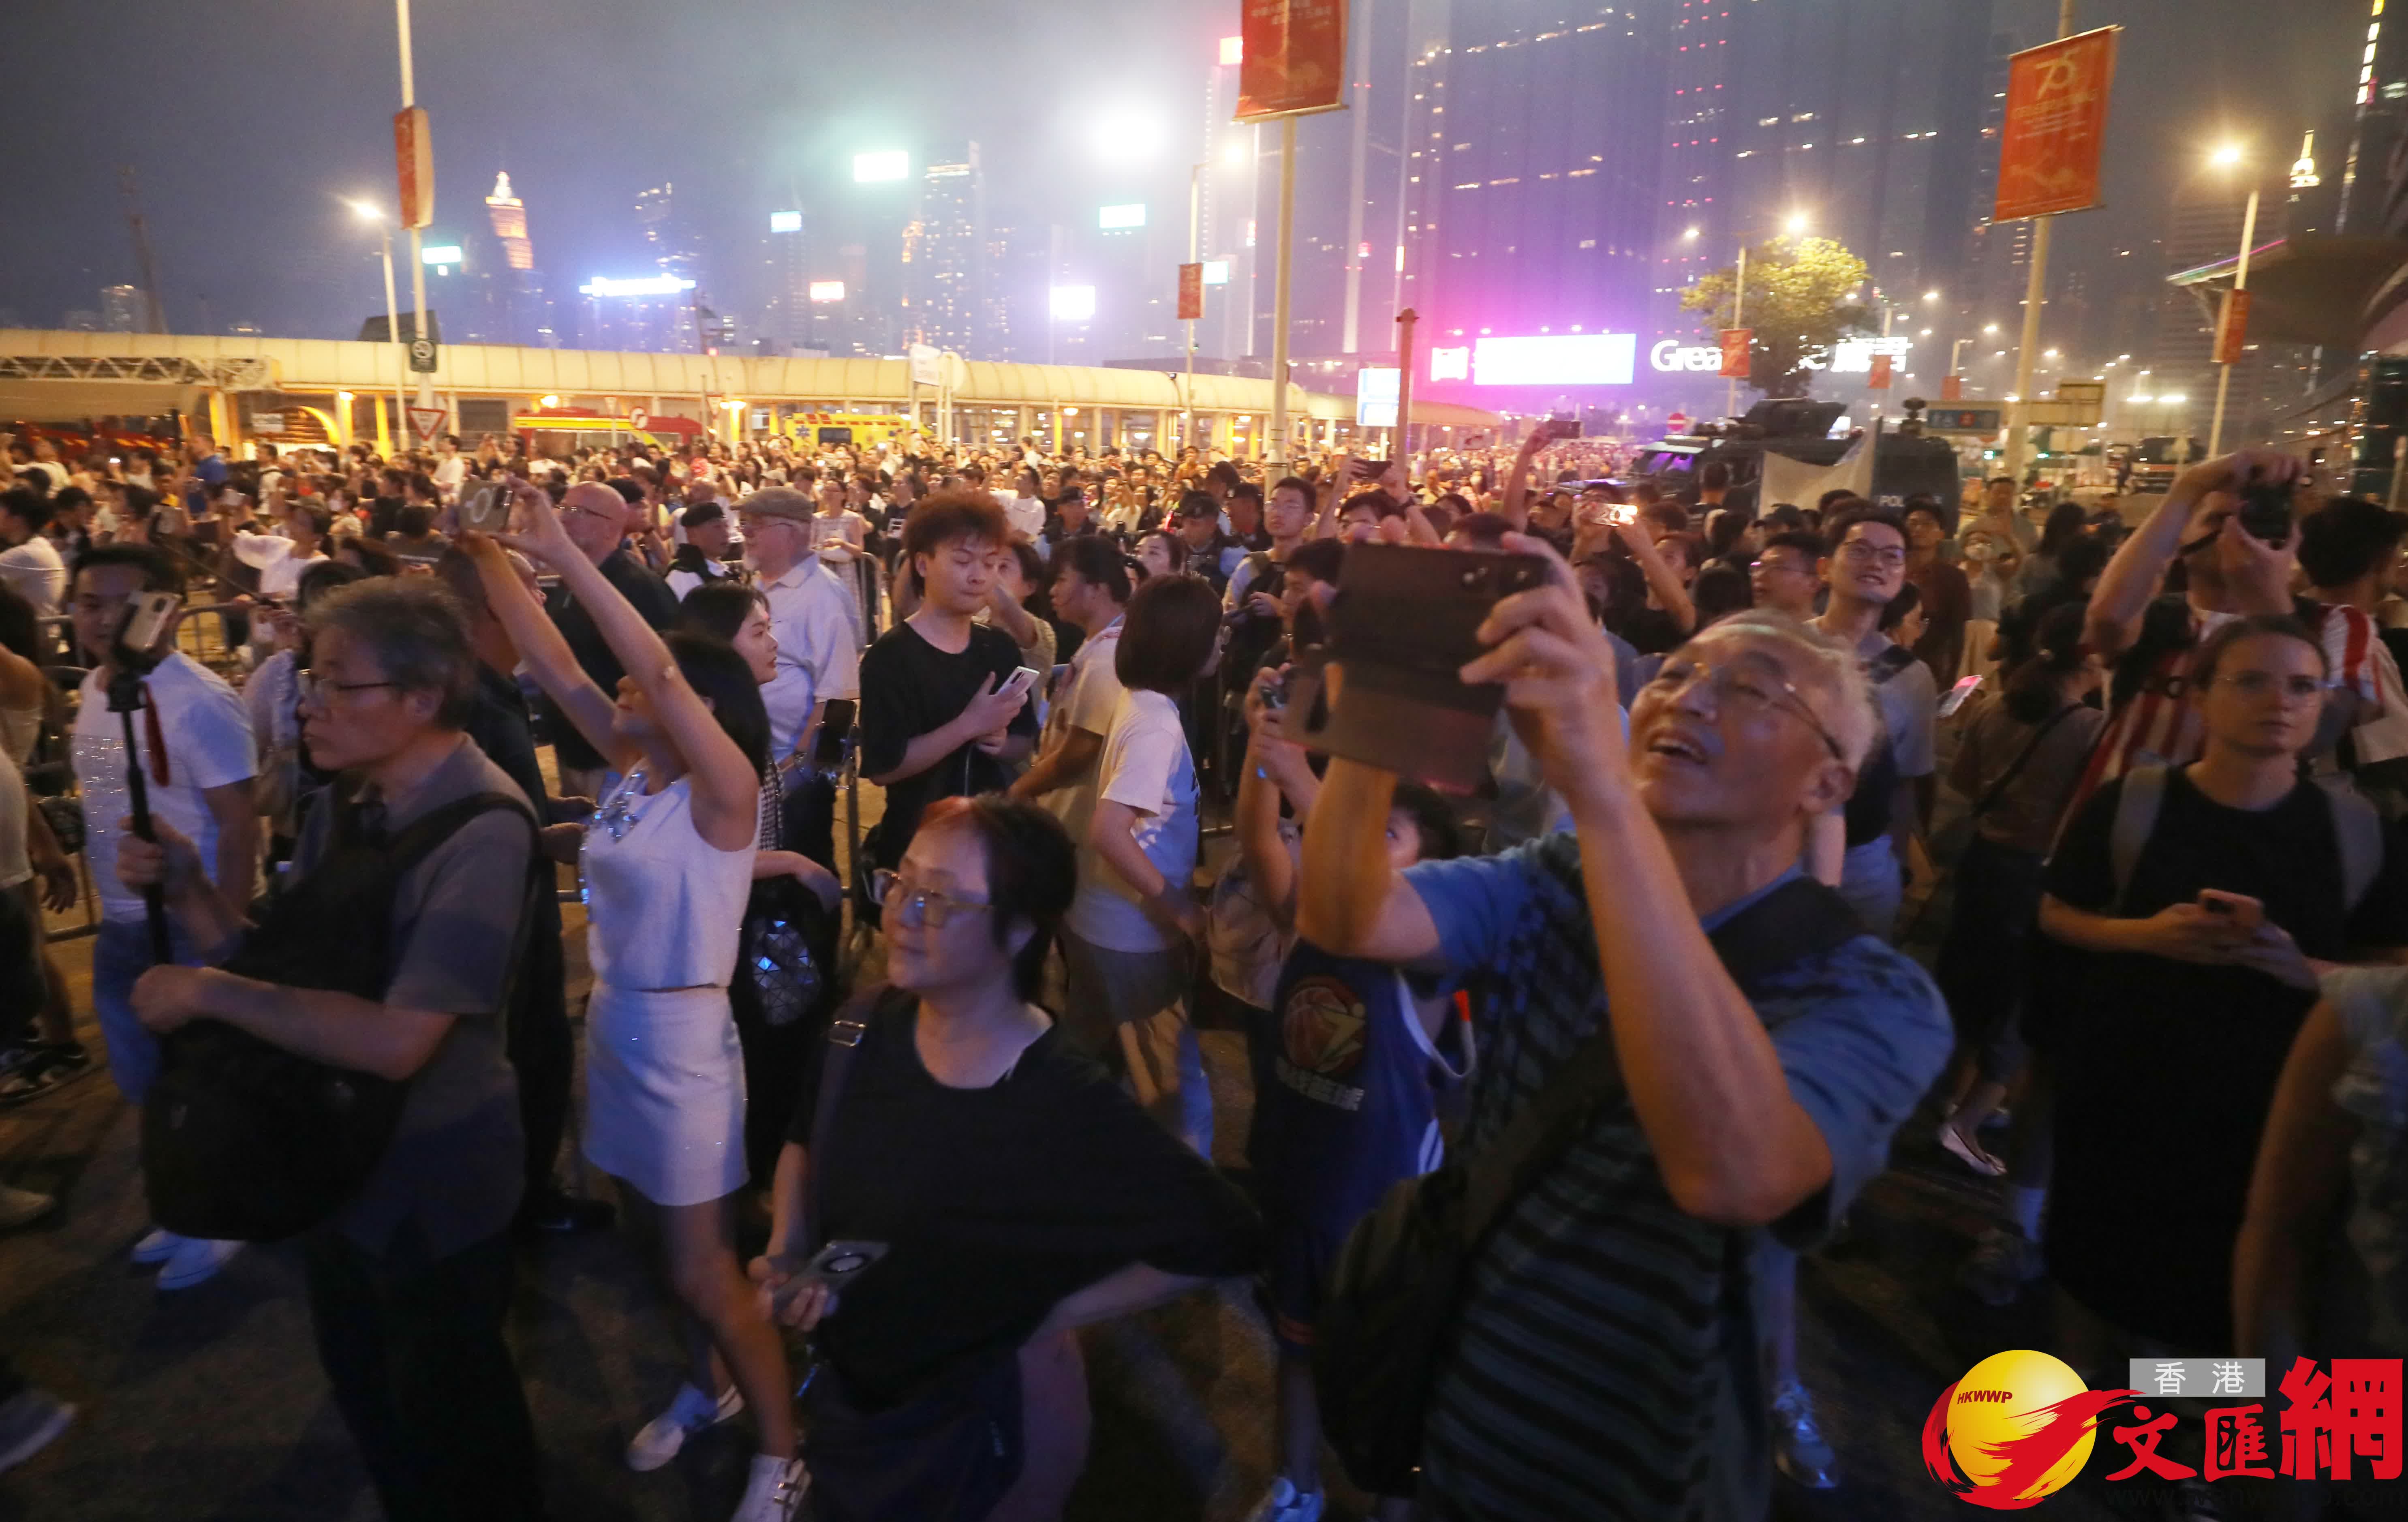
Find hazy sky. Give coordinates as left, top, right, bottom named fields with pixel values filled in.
left=0, top=0, right=2368, bottom=339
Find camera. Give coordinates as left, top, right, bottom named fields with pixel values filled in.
left=2234, top=473, right=2293, bottom=545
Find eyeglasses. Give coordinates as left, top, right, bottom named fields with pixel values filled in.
left=1645, top=655, right=1846, bottom=761
left=2208, top=671, right=2334, bottom=700
left=871, top=869, right=992, bottom=929
left=1836, top=539, right=1907, bottom=568
left=298, top=670, right=398, bottom=706
left=1750, top=556, right=1813, bottom=576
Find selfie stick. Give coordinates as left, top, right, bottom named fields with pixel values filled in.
left=104, top=612, right=173, bottom=965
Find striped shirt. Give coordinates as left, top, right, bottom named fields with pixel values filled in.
left=1404, top=841, right=1949, bottom=1521
left=2064, top=596, right=2384, bottom=832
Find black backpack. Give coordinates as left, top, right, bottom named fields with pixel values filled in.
left=141, top=789, right=539, bottom=1243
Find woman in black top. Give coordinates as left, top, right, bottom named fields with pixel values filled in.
left=2039, top=616, right=2408, bottom=1352
left=754, top=795, right=1261, bottom=1521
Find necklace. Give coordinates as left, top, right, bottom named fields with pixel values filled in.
left=590, top=767, right=651, bottom=843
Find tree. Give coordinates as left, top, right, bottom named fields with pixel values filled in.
left=1679, top=236, right=1871, bottom=400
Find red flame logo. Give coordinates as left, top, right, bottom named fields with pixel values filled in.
left=1923, top=1377, right=2140, bottom=1509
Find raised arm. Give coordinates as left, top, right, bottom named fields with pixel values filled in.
left=2087, top=450, right=2299, bottom=661
left=1236, top=666, right=1319, bottom=931
left=1611, top=520, right=1697, bottom=635
left=457, top=529, right=631, bottom=775
left=1501, top=428, right=1546, bottom=531
left=2234, top=998, right=2358, bottom=1369
left=1296, top=749, right=1440, bottom=964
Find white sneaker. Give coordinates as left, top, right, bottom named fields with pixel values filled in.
left=626, top=1382, right=743, bottom=1473
left=157, top=1235, right=242, bottom=1291
left=130, top=1227, right=181, bottom=1265
left=0, top=1185, right=54, bottom=1231
left=1244, top=1477, right=1326, bottom=1522
left=729, top=1452, right=807, bottom=1522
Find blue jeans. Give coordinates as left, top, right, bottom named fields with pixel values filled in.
left=91, top=916, right=197, bottom=1104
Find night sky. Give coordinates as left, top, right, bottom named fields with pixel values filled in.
left=0, top=0, right=2367, bottom=343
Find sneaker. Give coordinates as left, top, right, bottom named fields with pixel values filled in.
left=1244, top=1477, right=1326, bottom=1522
left=728, top=1453, right=807, bottom=1522
left=157, top=1235, right=242, bottom=1291
left=0, top=1387, right=75, bottom=1475
left=1958, top=1224, right=2046, bottom=1308
left=1771, top=1378, right=1840, bottom=1490
left=627, top=1382, right=744, bottom=1473
left=0, top=1045, right=93, bottom=1107
left=1938, top=1122, right=2006, bottom=1178
left=0, top=1186, right=54, bottom=1231
left=130, top=1227, right=181, bottom=1265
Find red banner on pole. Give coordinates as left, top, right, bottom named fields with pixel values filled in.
left=395, top=107, right=434, bottom=230
left=2213, top=290, right=2252, bottom=364
left=1178, top=263, right=1204, bottom=321
left=1941, top=373, right=1963, bottom=401
left=1235, top=0, right=1348, bottom=121
left=1718, top=328, right=1752, bottom=379
left=1867, top=353, right=1894, bottom=390
left=1992, top=27, right=2118, bottom=222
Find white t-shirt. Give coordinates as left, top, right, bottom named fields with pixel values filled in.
left=1004, top=496, right=1046, bottom=542
left=231, top=530, right=328, bottom=599
left=757, top=557, right=864, bottom=758
left=1037, top=618, right=1125, bottom=851
left=1065, top=687, right=1198, bottom=954
left=432, top=454, right=468, bottom=497
left=73, top=653, right=258, bottom=922
left=0, top=534, right=66, bottom=617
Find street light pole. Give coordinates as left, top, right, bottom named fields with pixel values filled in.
left=1268, top=115, right=1298, bottom=467
left=2005, top=0, right=2078, bottom=487
left=1186, top=162, right=1201, bottom=455
left=2206, top=184, right=2261, bottom=457
left=376, top=224, right=404, bottom=455
left=1726, top=240, right=1747, bottom=420
left=396, top=0, right=433, bottom=427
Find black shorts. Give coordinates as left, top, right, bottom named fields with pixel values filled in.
left=0, top=883, right=45, bottom=1044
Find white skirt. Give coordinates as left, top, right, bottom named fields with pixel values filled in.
left=582, top=983, right=748, bottom=1207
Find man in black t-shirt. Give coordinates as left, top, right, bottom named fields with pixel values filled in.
left=859, top=492, right=1039, bottom=870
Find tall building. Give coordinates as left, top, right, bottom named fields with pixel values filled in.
left=481, top=171, right=555, bottom=347
left=768, top=208, right=810, bottom=353
left=100, top=285, right=144, bottom=333
left=2152, top=170, right=2311, bottom=445
left=902, top=144, right=986, bottom=353
left=2339, top=0, right=2408, bottom=237
left=636, top=183, right=702, bottom=283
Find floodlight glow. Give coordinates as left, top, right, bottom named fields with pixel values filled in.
left=579, top=274, right=697, bottom=297
left=1219, top=35, right=1242, bottom=66
left=1222, top=139, right=1246, bottom=168
left=420, top=245, right=463, bottom=265
left=770, top=210, right=802, bottom=232
left=808, top=281, right=846, bottom=303
left=853, top=150, right=909, bottom=183
left=1202, top=259, right=1232, bottom=286
left=1099, top=203, right=1147, bottom=230
left=1050, top=285, right=1097, bottom=321
left=1091, top=109, right=1164, bottom=165
left=1467, top=333, right=1637, bottom=387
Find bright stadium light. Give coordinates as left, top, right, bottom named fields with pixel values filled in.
left=1050, top=285, right=1097, bottom=321
left=853, top=149, right=909, bottom=183
left=419, top=245, right=463, bottom=265
left=1091, top=108, right=1164, bottom=165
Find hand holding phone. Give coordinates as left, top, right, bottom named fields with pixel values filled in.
left=1000, top=666, right=1042, bottom=704
left=2196, top=889, right=2265, bottom=935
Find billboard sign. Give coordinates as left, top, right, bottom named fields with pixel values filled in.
left=1177, top=263, right=1204, bottom=321
left=1993, top=27, right=2120, bottom=222
left=1356, top=366, right=1400, bottom=428
left=1099, top=203, right=1147, bottom=230
left=580, top=274, right=697, bottom=298
left=1235, top=0, right=1348, bottom=120
left=394, top=107, right=433, bottom=229
left=769, top=211, right=802, bottom=233
left=807, top=281, right=845, bottom=303
left=1458, top=333, right=1637, bottom=388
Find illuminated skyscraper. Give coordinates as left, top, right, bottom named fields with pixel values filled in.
left=100, top=285, right=144, bottom=333
left=481, top=171, right=555, bottom=347
left=769, top=208, right=811, bottom=352
left=902, top=143, right=986, bottom=353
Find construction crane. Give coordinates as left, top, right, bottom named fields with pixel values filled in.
left=118, top=166, right=166, bottom=334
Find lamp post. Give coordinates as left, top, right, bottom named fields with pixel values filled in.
left=2204, top=143, right=2260, bottom=458
left=350, top=201, right=407, bottom=456
left=394, top=0, right=434, bottom=423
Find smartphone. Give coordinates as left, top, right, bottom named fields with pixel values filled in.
left=112, top=590, right=181, bottom=656
left=1298, top=542, right=1548, bottom=792
left=1938, top=674, right=1983, bottom=719
left=1349, top=457, right=1388, bottom=481
left=1540, top=417, right=1584, bottom=442
left=2197, top=889, right=2264, bottom=934
left=999, top=666, right=1042, bottom=704
left=802, top=1239, right=890, bottom=1286
left=458, top=480, right=514, bottom=533
left=2235, top=475, right=2292, bottom=545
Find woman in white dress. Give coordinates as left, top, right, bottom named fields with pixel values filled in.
left=462, top=487, right=802, bottom=1522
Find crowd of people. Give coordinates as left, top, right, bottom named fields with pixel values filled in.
left=0, top=416, right=2405, bottom=1522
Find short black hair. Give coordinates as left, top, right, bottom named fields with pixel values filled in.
left=1050, top=534, right=1131, bottom=605
left=1114, top=574, right=1223, bottom=694
left=394, top=503, right=434, bottom=538
left=1390, top=781, right=1464, bottom=863
left=72, top=542, right=182, bottom=595
left=681, top=499, right=725, bottom=528
left=1286, top=536, right=1346, bottom=584
left=1822, top=502, right=1906, bottom=556
left=0, top=488, right=51, bottom=533
left=1176, top=489, right=1221, bottom=521
left=1758, top=529, right=1826, bottom=562
left=1877, top=578, right=1922, bottom=634
left=1228, top=481, right=1264, bottom=510
left=1270, top=475, right=1315, bottom=503
left=1694, top=563, right=1754, bottom=625
left=2299, top=497, right=2408, bottom=591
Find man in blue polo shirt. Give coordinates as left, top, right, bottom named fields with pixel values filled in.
left=1297, top=545, right=1949, bottom=1522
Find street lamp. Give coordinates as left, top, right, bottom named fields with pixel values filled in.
left=2204, top=144, right=2260, bottom=456
left=349, top=199, right=408, bottom=455
left=1784, top=212, right=1809, bottom=236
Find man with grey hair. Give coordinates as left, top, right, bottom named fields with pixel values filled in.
left=116, top=577, right=547, bottom=1520
left=737, top=485, right=862, bottom=764
left=544, top=479, right=678, bottom=796
left=1296, top=540, right=1947, bottom=1522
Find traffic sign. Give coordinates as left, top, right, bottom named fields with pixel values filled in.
left=408, top=406, right=449, bottom=443
left=1667, top=411, right=1692, bottom=433
left=408, top=336, right=438, bottom=373
left=1924, top=406, right=2004, bottom=434
left=629, top=407, right=649, bottom=431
